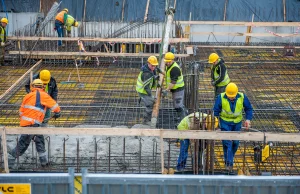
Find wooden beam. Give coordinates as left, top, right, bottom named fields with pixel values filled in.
left=188, top=31, right=300, bottom=37
left=3, top=127, right=300, bottom=143
left=1, top=127, right=9, bottom=173
left=189, top=45, right=300, bottom=49
left=7, top=37, right=189, bottom=43
left=283, top=0, right=286, bottom=22
left=245, top=14, right=255, bottom=45
left=0, top=59, right=43, bottom=100
left=9, top=51, right=190, bottom=58
left=223, top=0, right=228, bottom=21
left=177, top=21, right=300, bottom=26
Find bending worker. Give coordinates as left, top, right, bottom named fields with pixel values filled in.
left=25, top=70, right=58, bottom=126
left=0, top=17, right=8, bottom=66
left=55, top=8, right=79, bottom=46
left=8, top=79, right=61, bottom=168
left=213, top=82, right=253, bottom=173
left=163, top=52, right=187, bottom=123
left=176, top=112, right=219, bottom=171
left=208, top=53, right=230, bottom=98
left=136, top=56, right=163, bottom=125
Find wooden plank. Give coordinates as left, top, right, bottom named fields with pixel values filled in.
left=189, top=45, right=300, bottom=49
left=177, top=21, right=300, bottom=26
left=245, top=14, right=255, bottom=44
left=9, top=51, right=190, bottom=58
left=3, top=127, right=300, bottom=143
left=0, top=59, right=43, bottom=100
left=189, top=32, right=300, bottom=37
left=1, top=127, right=9, bottom=173
left=7, top=37, right=190, bottom=43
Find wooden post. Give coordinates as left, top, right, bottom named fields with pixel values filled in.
left=122, top=0, right=126, bottom=22
left=1, top=127, right=9, bottom=173
left=245, top=14, right=254, bottom=45
left=173, top=0, right=177, bottom=9
left=223, top=0, right=228, bottom=21
left=82, top=0, right=87, bottom=37
left=160, top=132, right=164, bottom=174
left=283, top=0, right=286, bottom=22
left=144, top=0, right=151, bottom=23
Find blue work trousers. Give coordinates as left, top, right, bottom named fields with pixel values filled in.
left=220, top=120, right=242, bottom=167
left=55, top=20, right=64, bottom=46
left=177, top=139, right=190, bottom=171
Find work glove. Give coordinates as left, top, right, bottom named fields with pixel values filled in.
left=244, top=120, right=251, bottom=130
left=1, top=42, right=5, bottom=47
left=53, top=112, right=61, bottom=119
left=211, top=80, right=215, bottom=86
left=162, top=90, right=168, bottom=98
left=154, top=75, right=160, bottom=80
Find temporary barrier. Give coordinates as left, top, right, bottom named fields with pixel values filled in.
left=81, top=168, right=300, bottom=194
left=0, top=168, right=75, bottom=194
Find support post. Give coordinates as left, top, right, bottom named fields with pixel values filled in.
left=223, top=0, right=228, bottom=21
left=122, top=0, right=126, bottom=22
left=144, top=0, right=151, bottom=23
left=1, top=127, right=9, bottom=173
left=283, top=0, right=286, bottom=22
left=151, top=7, right=175, bottom=128
left=245, top=14, right=254, bottom=45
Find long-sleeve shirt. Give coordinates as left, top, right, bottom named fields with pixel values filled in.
left=211, top=58, right=227, bottom=85
left=214, top=92, right=253, bottom=124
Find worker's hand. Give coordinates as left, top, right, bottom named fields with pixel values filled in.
left=211, top=80, right=215, bottom=86
left=244, top=120, right=251, bottom=130
left=53, top=112, right=61, bottom=119
left=154, top=75, right=160, bottom=80
left=162, top=90, right=168, bottom=98
left=1, top=42, right=5, bottom=47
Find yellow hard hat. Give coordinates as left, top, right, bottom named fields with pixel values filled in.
left=225, top=82, right=238, bottom=98
left=32, top=79, right=44, bottom=88
left=147, top=56, right=158, bottom=66
left=208, top=53, right=219, bottom=64
left=164, top=52, right=175, bottom=62
left=63, top=8, right=68, bottom=13
left=74, top=21, right=79, bottom=27
left=39, top=70, right=51, bottom=84
left=1, top=17, right=8, bottom=24
left=205, top=115, right=219, bottom=130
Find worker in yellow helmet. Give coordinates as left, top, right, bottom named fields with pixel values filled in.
left=55, top=8, right=78, bottom=47
left=162, top=52, right=187, bottom=124
left=25, top=70, right=58, bottom=126
left=208, top=53, right=230, bottom=98
left=176, top=112, right=219, bottom=171
left=136, top=56, right=163, bottom=125
left=213, top=82, right=253, bottom=174
left=0, top=17, right=8, bottom=66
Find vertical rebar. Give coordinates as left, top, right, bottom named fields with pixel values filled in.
left=76, top=138, right=80, bottom=173
left=123, top=137, right=126, bottom=173
left=94, top=138, right=97, bottom=172
left=139, top=137, right=142, bottom=173
left=108, top=137, right=111, bottom=172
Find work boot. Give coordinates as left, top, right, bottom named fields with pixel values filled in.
left=39, top=155, right=48, bottom=167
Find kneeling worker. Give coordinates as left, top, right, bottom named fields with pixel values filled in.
left=8, top=79, right=61, bottom=168
left=176, top=112, right=219, bottom=171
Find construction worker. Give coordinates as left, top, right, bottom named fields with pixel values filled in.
left=0, top=17, right=8, bottom=66
left=136, top=56, right=163, bottom=125
left=55, top=8, right=79, bottom=46
left=25, top=70, right=58, bottom=126
left=8, top=79, right=61, bottom=168
left=162, top=52, right=187, bottom=123
left=213, top=82, right=253, bottom=174
left=176, top=112, right=219, bottom=171
left=208, top=53, right=230, bottom=98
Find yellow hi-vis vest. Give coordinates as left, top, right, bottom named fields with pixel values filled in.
left=65, top=15, right=75, bottom=32
left=220, top=92, right=244, bottom=123
left=166, top=62, right=184, bottom=89
left=0, top=26, right=6, bottom=43
left=136, top=72, right=156, bottom=94
left=178, top=112, right=207, bottom=131
left=212, top=59, right=230, bottom=87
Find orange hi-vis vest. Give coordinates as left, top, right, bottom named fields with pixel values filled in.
left=55, top=11, right=66, bottom=23
left=19, top=88, right=60, bottom=127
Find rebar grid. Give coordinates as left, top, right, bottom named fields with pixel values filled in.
left=0, top=45, right=299, bottom=175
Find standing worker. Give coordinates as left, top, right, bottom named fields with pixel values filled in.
left=136, top=56, right=163, bottom=125
left=8, top=79, right=61, bottom=168
left=25, top=70, right=58, bottom=126
left=213, top=82, right=253, bottom=174
left=0, top=17, right=8, bottom=66
left=55, top=8, right=79, bottom=47
left=208, top=53, right=230, bottom=98
left=162, top=52, right=187, bottom=123
left=176, top=112, right=219, bottom=171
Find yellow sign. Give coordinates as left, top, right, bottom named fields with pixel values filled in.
left=0, top=184, right=31, bottom=194
left=74, top=176, right=82, bottom=194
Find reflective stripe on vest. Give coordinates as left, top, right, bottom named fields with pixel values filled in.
left=212, top=60, right=230, bottom=87
left=136, top=71, right=155, bottom=94
left=23, top=105, right=45, bottom=113
left=166, top=62, right=184, bottom=89
left=220, top=92, right=244, bottom=123
left=50, top=103, right=59, bottom=111
left=21, top=116, right=42, bottom=125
